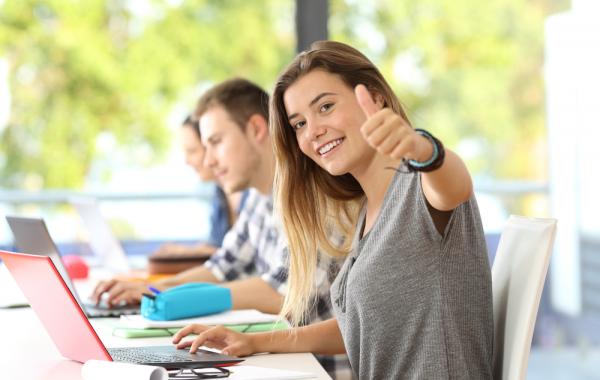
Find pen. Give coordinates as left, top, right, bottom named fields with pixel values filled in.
left=148, top=286, right=162, bottom=295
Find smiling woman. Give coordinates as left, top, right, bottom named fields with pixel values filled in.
left=273, top=40, right=491, bottom=379
left=284, top=70, right=378, bottom=177
left=167, top=41, right=494, bottom=379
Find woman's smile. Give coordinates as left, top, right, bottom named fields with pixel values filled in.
left=317, top=137, right=345, bottom=157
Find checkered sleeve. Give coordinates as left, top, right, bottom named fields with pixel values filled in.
left=203, top=191, right=260, bottom=282
left=259, top=238, right=289, bottom=295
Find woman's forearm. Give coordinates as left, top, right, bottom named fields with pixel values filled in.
left=250, top=318, right=346, bottom=356
left=422, top=149, right=473, bottom=211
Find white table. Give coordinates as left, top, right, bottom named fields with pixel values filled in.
left=0, top=307, right=332, bottom=379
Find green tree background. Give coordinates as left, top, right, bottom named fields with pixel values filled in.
left=0, top=0, right=294, bottom=189
left=330, top=0, right=568, bottom=181
left=0, top=0, right=569, bottom=197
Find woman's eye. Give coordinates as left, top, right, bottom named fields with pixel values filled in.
left=293, top=121, right=306, bottom=130
left=320, top=103, right=333, bottom=112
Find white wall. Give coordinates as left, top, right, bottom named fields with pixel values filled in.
left=545, top=0, right=600, bottom=315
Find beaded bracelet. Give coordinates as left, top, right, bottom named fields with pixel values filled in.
left=406, top=129, right=445, bottom=172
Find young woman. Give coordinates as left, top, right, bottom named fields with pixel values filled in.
left=172, top=41, right=493, bottom=379
left=151, top=116, right=247, bottom=259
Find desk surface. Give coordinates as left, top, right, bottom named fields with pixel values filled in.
left=0, top=307, right=332, bottom=379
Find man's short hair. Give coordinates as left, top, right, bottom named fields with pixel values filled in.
left=194, top=78, right=270, bottom=129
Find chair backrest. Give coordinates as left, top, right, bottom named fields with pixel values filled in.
left=491, top=215, right=557, bottom=380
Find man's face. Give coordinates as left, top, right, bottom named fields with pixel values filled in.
left=199, top=106, right=261, bottom=194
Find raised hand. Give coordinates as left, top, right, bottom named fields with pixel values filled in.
left=172, top=324, right=255, bottom=357
left=355, top=84, right=432, bottom=162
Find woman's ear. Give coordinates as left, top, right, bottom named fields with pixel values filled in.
left=246, top=114, right=269, bottom=143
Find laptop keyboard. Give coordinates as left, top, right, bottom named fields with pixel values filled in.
left=83, top=300, right=139, bottom=318
left=108, top=347, right=199, bottom=364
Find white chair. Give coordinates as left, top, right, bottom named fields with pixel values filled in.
left=491, top=215, right=557, bottom=380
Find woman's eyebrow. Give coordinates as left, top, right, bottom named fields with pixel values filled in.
left=288, top=92, right=337, bottom=120
left=309, top=92, right=336, bottom=107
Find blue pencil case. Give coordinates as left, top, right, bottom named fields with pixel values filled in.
left=141, top=283, right=232, bottom=321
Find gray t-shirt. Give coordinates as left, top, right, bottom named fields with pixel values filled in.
left=330, top=170, right=493, bottom=379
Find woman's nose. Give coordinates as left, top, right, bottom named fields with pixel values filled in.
left=307, top=121, right=326, bottom=141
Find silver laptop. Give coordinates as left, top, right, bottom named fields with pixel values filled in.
left=5, top=216, right=138, bottom=317
left=70, top=197, right=131, bottom=273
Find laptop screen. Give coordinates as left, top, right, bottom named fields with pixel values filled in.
left=0, top=250, right=112, bottom=363
left=0, top=250, right=244, bottom=369
left=5, top=216, right=81, bottom=303
left=71, top=198, right=130, bottom=273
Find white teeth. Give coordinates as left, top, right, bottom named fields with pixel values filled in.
left=318, top=138, right=343, bottom=155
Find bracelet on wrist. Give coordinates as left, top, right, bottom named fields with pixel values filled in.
left=405, top=129, right=445, bottom=172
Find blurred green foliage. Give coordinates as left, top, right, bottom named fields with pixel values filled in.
left=330, top=0, right=569, bottom=181
left=0, top=0, right=570, bottom=190
left=0, top=0, right=294, bottom=189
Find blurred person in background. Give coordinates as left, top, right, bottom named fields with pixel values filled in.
left=148, top=116, right=247, bottom=271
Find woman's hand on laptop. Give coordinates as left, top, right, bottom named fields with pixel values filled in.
left=172, top=324, right=255, bottom=357
left=90, top=279, right=148, bottom=306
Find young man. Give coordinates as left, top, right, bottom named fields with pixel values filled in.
left=91, top=78, right=350, bottom=378
left=91, top=79, right=282, bottom=313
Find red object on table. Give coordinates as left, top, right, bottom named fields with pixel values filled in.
left=62, top=255, right=89, bottom=279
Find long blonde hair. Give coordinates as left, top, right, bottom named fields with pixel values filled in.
left=271, top=41, right=410, bottom=325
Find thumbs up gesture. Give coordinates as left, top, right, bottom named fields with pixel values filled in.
left=355, top=84, right=432, bottom=162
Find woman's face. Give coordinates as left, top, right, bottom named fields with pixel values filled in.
left=283, top=69, right=378, bottom=177
left=180, top=125, right=214, bottom=181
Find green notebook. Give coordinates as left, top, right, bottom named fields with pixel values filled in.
left=112, top=321, right=288, bottom=339
left=226, top=321, right=288, bottom=333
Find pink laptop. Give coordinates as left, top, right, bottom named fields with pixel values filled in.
left=0, top=250, right=243, bottom=368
